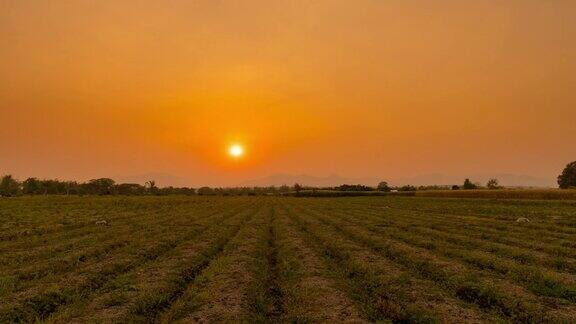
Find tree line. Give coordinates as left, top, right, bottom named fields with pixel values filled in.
left=0, top=176, right=295, bottom=197
left=0, top=176, right=194, bottom=197
left=0, top=175, right=478, bottom=197
left=1, top=161, right=574, bottom=197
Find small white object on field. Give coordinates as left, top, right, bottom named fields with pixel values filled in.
left=95, top=220, right=109, bottom=226
left=516, top=217, right=530, bottom=223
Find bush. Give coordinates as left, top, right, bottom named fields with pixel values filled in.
left=337, top=184, right=374, bottom=192
left=197, top=187, right=215, bottom=195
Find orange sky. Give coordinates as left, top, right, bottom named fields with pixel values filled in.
left=1, top=0, right=575, bottom=186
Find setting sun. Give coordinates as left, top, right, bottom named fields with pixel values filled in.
left=229, top=144, right=244, bottom=158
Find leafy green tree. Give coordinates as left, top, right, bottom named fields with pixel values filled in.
left=86, top=178, right=116, bottom=195
left=23, top=177, right=43, bottom=194
left=0, top=175, right=21, bottom=196
left=486, top=178, right=501, bottom=190
left=462, top=178, right=478, bottom=190
left=558, top=161, right=576, bottom=189
left=42, top=179, right=65, bottom=194
left=377, top=181, right=391, bottom=192
left=64, top=181, right=81, bottom=195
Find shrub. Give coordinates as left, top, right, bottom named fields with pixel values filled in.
left=337, top=184, right=374, bottom=192
left=197, top=187, right=215, bottom=195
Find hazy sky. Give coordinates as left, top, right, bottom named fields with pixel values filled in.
left=1, top=0, right=575, bottom=186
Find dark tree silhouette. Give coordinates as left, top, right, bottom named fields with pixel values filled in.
left=558, top=161, right=576, bottom=189
left=398, top=185, right=417, bottom=192
left=377, top=181, right=391, bottom=192
left=22, top=178, right=43, bottom=194
left=86, top=178, right=116, bottom=195
left=0, top=175, right=21, bottom=196
left=462, top=178, right=478, bottom=190
left=486, top=178, right=501, bottom=190
left=293, top=183, right=303, bottom=194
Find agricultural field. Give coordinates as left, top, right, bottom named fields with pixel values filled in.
left=1, top=196, right=576, bottom=323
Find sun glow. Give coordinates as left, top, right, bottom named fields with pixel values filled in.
left=229, top=144, right=244, bottom=158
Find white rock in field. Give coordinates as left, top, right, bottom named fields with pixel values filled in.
left=95, top=220, right=109, bottom=226
left=516, top=217, right=530, bottom=223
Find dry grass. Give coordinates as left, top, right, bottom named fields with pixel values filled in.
left=1, top=195, right=575, bottom=322
left=416, top=189, right=576, bottom=200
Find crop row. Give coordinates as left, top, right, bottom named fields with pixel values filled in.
left=1, top=196, right=575, bottom=322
